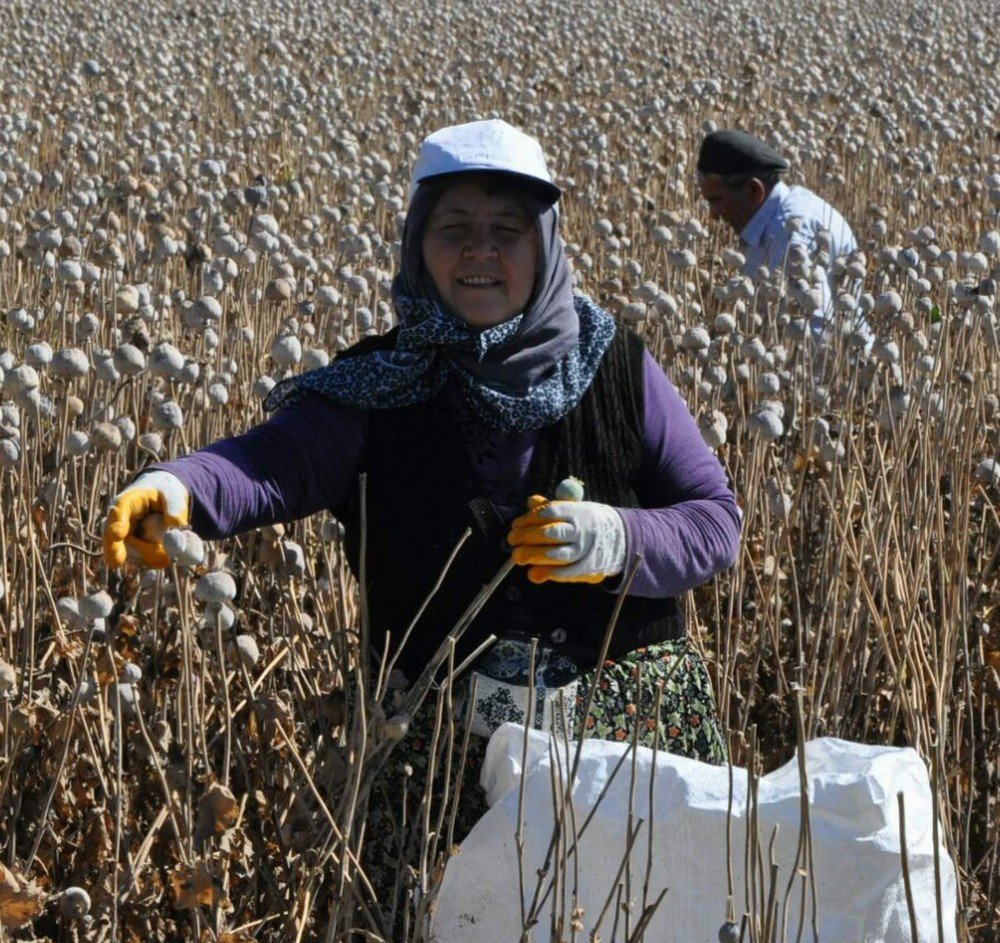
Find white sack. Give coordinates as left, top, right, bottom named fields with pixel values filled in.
left=432, top=725, right=957, bottom=943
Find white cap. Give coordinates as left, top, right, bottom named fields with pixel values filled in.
left=408, top=119, right=560, bottom=205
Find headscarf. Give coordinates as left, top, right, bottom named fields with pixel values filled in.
left=264, top=172, right=615, bottom=433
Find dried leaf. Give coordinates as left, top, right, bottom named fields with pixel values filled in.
left=79, top=809, right=113, bottom=871
left=53, top=631, right=85, bottom=659
left=261, top=693, right=293, bottom=744
left=0, top=863, right=46, bottom=929
left=217, top=929, right=255, bottom=943
left=321, top=687, right=346, bottom=727
left=986, top=667, right=1000, bottom=707
left=170, top=861, right=231, bottom=911
left=762, top=555, right=786, bottom=580
left=218, top=825, right=254, bottom=865
left=8, top=706, right=37, bottom=739
left=46, top=711, right=77, bottom=753
left=95, top=647, right=119, bottom=685
left=31, top=503, right=48, bottom=542
left=195, top=783, right=239, bottom=843
left=117, top=613, right=139, bottom=637
left=151, top=718, right=172, bottom=753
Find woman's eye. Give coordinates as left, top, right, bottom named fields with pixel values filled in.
left=433, top=224, right=467, bottom=238
left=497, top=224, right=532, bottom=238
left=428, top=221, right=529, bottom=241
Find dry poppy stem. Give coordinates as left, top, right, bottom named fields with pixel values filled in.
left=440, top=633, right=498, bottom=684
left=214, top=606, right=233, bottom=789
left=626, top=885, right=669, bottom=943
left=25, top=624, right=98, bottom=868
left=418, top=665, right=449, bottom=891
left=515, top=637, right=539, bottom=929
left=271, top=719, right=380, bottom=910
left=228, top=644, right=289, bottom=714
left=428, top=649, right=460, bottom=878
left=445, top=671, right=478, bottom=851
left=782, top=687, right=819, bottom=943
left=589, top=818, right=643, bottom=940
left=377, top=526, right=473, bottom=701
left=522, top=554, right=640, bottom=929
left=641, top=682, right=665, bottom=917
left=109, top=669, right=124, bottom=942
left=623, top=671, right=645, bottom=940
left=898, top=791, right=922, bottom=943
left=526, top=634, right=685, bottom=930
left=560, top=707, right=584, bottom=943
left=132, top=704, right=190, bottom=860
left=118, top=805, right=170, bottom=904
left=526, top=725, right=640, bottom=928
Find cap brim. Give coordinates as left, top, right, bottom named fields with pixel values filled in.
left=414, top=169, right=561, bottom=207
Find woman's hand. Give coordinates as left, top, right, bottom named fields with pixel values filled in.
left=507, top=495, right=627, bottom=584
left=102, top=471, right=190, bottom=568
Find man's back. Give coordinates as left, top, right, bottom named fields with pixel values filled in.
left=741, top=181, right=857, bottom=283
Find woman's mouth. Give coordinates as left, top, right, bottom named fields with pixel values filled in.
left=457, top=276, right=501, bottom=287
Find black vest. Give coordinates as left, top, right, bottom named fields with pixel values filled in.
left=333, top=328, right=683, bottom=679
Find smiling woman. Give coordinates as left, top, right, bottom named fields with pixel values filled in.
left=102, top=118, right=742, bottom=920
left=421, top=180, right=539, bottom=327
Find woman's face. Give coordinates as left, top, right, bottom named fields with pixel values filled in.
left=421, top=181, right=539, bottom=328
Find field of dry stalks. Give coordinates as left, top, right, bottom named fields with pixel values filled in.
left=0, top=0, right=997, bottom=939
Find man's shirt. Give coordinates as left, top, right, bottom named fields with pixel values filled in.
left=740, top=181, right=859, bottom=337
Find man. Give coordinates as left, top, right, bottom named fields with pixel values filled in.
left=697, top=128, right=860, bottom=340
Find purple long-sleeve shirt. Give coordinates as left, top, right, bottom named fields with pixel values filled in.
left=158, top=349, right=741, bottom=598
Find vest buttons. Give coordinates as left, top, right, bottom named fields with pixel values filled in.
left=551, top=627, right=568, bottom=644
left=505, top=586, right=523, bottom=602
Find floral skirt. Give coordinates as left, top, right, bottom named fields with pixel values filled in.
left=362, top=638, right=726, bottom=914
left=574, top=639, right=727, bottom=761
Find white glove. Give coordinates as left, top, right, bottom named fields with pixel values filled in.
left=507, top=499, right=627, bottom=584
left=103, top=470, right=190, bottom=568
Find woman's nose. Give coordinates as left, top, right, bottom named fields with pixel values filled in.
left=460, top=227, right=498, bottom=258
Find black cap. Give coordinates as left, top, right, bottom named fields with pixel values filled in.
left=697, top=129, right=791, bottom=176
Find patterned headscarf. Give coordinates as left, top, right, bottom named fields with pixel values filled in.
left=265, top=173, right=615, bottom=433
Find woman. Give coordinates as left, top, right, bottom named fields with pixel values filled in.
left=103, top=118, right=740, bottom=893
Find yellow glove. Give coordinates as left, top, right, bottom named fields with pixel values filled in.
left=103, top=471, right=190, bottom=568
left=507, top=482, right=626, bottom=585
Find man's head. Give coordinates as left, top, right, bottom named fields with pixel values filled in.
left=696, top=129, right=790, bottom=234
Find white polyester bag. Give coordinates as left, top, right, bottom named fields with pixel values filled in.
left=432, top=726, right=957, bottom=943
